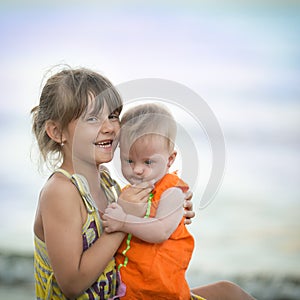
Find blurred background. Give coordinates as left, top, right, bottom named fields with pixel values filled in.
left=0, top=0, right=299, bottom=299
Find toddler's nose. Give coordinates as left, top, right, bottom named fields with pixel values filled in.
left=133, top=164, right=144, bottom=175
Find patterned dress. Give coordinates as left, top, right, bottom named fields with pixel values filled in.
left=34, top=168, right=125, bottom=300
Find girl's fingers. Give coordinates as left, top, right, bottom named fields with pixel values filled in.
left=184, top=210, right=195, bottom=219
left=184, top=199, right=193, bottom=210
left=184, top=190, right=193, bottom=201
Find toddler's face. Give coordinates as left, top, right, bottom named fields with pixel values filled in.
left=120, top=135, right=176, bottom=185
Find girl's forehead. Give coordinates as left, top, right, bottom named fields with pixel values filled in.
left=85, top=98, right=119, bottom=116
left=85, top=86, right=122, bottom=113
left=85, top=98, right=106, bottom=113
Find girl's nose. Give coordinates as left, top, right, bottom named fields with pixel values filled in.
left=100, top=118, right=114, bottom=133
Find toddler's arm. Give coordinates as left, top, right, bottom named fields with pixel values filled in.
left=102, top=187, right=184, bottom=243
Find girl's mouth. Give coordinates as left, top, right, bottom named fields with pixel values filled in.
left=94, top=140, right=113, bottom=148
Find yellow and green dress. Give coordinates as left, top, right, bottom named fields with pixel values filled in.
left=34, top=168, right=125, bottom=300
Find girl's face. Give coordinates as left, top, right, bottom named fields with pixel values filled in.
left=120, top=135, right=176, bottom=185
left=63, top=101, right=120, bottom=167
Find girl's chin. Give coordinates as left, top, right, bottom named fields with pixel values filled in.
left=96, top=154, right=114, bottom=165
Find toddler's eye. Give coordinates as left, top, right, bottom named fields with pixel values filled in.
left=145, top=160, right=153, bottom=165
left=126, top=159, right=133, bottom=164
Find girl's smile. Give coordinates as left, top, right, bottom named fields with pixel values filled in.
left=94, top=139, right=114, bottom=149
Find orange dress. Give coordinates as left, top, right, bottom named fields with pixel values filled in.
left=116, top=173, right=195, bottom=299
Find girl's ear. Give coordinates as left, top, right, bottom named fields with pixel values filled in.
left=45, top=120, right=65, bottom=144
left=167, top=150, right=177, bottom=168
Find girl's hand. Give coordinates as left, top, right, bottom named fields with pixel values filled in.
left=102, top=203, right=127, bottom=233
left=183, top=190, right=195, bottom=225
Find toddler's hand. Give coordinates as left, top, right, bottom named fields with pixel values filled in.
left=102, top=203, right=127, bottom=233
left=119, top=181, right=154, bottom=204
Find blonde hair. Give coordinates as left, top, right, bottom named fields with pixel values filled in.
left=31, top=67, right=123, bottom=169
left=120, top=103, right=176, bottom=152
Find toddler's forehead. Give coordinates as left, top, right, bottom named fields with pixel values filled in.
left=137, top=134, right=166, bottom=144
left=120, top=134, right=169, bottom=153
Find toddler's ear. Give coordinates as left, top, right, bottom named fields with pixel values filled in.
left=167, top=150, right=177, bottom=168
left=45, top=120, right=65, bottom=144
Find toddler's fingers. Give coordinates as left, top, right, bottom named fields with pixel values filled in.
left=138, top=187, right=153, bottom=197
left=109, top=202, right=118, bottom=209
left=105, top=226, right=112, bottom=233
left=104, top=207, right=115, bottom=215
left=102, top=213, right=112, bottom=221
left=132, top=180, right=154, bottom=190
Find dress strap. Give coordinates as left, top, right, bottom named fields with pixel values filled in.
left=72, top=174, right=98, bottom=214
left=55, top=168, right=72, bottom=179
left=54, top=168, right=98, bottom=214
left=100, top=167, right=121, bottom=204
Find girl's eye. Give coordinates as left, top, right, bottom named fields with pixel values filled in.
left=145, top=160, right=153, bottom=165
left=87, top=116, right=99, bottom=122
left=125, top=159, right=133, bottom=164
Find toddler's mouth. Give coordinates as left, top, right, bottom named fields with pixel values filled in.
left=131, top=178, right=156, bottom=186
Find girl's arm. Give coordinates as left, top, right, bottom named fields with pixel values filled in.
left=102, top=187, right=184, bottom=243
left=39, top=177, right=125, bottom=299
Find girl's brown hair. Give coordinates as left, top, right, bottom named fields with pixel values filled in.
left=31, top=67, right=123, bottom=169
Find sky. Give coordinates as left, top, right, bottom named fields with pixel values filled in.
left=1, top=0, right=299, bottom=114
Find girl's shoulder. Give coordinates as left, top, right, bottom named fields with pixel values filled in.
left=44, top=171, right=74, bottom=191
left=39, top=172, right=81, bottom=209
